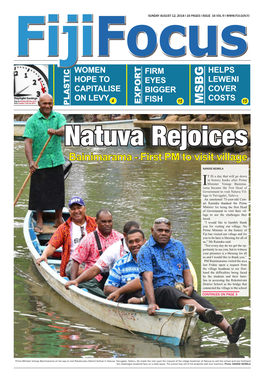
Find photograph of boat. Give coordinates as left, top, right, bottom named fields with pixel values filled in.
left=23, top=209, right=199, bottom=347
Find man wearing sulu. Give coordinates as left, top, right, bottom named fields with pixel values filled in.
left=137, top=217, right=246, bottom=344
left=23, top=94, right=66, bottom=232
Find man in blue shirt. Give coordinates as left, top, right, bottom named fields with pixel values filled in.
left=137, top=217, right=246, bottom=344
left=104, top=229, right=146, bottom=303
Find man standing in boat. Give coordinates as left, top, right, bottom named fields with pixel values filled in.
left=65, top=209, right=123, bottom=298
left=137, top=217, right=246, bottom=344
left=64, top=220, right=140, bottom=290
left=36, top=196, right=97, bottom=277
left=23, top=94, right=66, bottom=232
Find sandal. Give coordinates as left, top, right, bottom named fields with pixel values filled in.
left=203, top=309, right=224, bottom=324
left=227, top=317, right=246, bottom=344
left=34, top=225, right=44, bottom=234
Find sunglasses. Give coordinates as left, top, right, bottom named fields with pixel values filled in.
left=154, top=218, right=171, bottom=225
left=80, top=225, right=86, bottom=240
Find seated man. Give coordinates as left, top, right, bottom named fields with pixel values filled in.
left=36, top=196, right=97, bottom=277
left=64, top=221, right=140, bottom=290
left=137, top=217, right=246, bottom=344
left=65, top=209, right=123, bottom=298
left=104, top=229, right=146, bottom=303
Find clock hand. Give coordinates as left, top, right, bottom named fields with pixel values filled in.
left=14, top=85, right=30, bottom=96
left=39, top=79, right=46, bottom=93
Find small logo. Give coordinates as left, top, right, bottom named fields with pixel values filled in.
left=177, top=97, right=184, bottom=105
left=110, top=97, right=117, bottom=104
left=241, top=98, right=249, bottom=105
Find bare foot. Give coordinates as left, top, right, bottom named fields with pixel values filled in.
left=53, top=220, right=64, bottom=228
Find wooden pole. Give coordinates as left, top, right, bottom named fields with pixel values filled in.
left=14, top=135, right=52, bottom=207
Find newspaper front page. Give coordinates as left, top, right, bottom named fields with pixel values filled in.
left=7, top=0, right=262, bottom=377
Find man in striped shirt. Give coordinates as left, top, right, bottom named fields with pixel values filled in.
left=104, top=229, right=146, bottom=302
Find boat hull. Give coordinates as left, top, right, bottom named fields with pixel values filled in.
left=23, top=210, right=199, bottom=346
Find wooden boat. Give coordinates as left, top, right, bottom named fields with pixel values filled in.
left=23, top=209, right=199, bottom=346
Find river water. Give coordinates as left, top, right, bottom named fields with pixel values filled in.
left=14, top=139, right=251, bottom=359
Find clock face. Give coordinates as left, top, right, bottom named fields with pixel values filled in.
left=14, top=65, right=49, bottom=106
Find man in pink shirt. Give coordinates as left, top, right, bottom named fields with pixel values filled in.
left=65, top=209, right=123, bottom=298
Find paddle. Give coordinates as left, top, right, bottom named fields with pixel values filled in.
left=14, top=135, right=52, bottom=207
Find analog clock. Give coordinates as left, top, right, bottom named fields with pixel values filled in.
left=14, top=65, right=49, bottom=105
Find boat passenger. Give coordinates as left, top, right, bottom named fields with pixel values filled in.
left=23, top=94, right=66, bottom=233
left=64, top=221, right=140, bottom=290
left=65, top=209, right=123, bottom=298
left=137, top=217, right=246, bottom=344
left=36, top=196, right=97, bottom=277
left=103, top=229, right=146, bottom=303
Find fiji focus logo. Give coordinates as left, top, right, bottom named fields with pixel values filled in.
left=18, top=14, right=248, bottom=68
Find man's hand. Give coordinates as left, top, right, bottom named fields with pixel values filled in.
left=29, top=160, right=38, bottom=173
left=36, top=254, right=48, bottom=265
left=65, top=280, right=79, bottom=290
left=47, top=126, right=64, bottom=137
left=147, top=302, right=160, bottom=316
left=106, top=290, right=121, bottom=301
left=183, top=285, right=194, bottom=296
left=47, top=128, right=57, bottom=136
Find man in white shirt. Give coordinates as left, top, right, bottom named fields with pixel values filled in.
left=64, top=220, right=140, bottom=290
